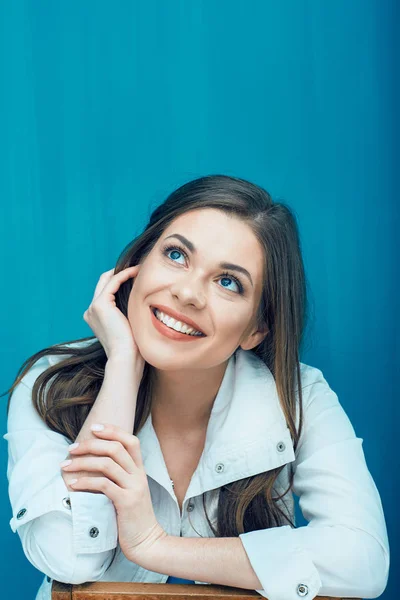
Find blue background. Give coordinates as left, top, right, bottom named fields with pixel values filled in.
left=0, top=1, right=397, bottom=598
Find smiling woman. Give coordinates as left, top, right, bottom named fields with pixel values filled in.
left=126, top=206, right=268, bottom=380
left=2, top=174, right=389, bottom=600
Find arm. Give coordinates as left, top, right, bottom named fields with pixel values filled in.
left=61, top=353, right=140, bottom=491
left=132, top=535, right=263, bottom=590
left=4, top=350, right=140, bottom=584
left=132, top=370, right=390, bottom=600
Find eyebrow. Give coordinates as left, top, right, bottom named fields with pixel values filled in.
left=163, top=233, right=254, bottom=287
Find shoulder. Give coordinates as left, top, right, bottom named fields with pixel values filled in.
left=238, top=349, right=335, bottom=410
left=19, top=338, right=98, bottom=390
left=6, top=339, right=98, bottom=434
left=298, top=362, right=328, bottom=393
left=46, top=338, right=98, bottom=366
left=296, top=361, right=356, bottom=440
left=295, top=361, right=347, bottom=425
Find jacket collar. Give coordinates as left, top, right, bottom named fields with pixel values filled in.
left=138, top=348, right=295, bottom=500
left=48, top=342, right=296, bottom=499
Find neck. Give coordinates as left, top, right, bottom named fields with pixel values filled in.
left=150, top=360, right=229, bottom=435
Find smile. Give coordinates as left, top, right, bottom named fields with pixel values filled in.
left=150, top=307, right=206, bottom=341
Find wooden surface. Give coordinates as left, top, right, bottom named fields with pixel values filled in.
left=51, top=580, right=361, bottom=600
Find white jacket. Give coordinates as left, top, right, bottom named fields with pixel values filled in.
left=3, top=340, right=390, bottom=600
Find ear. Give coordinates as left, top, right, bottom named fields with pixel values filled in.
left=239, top=325, right=269, bottom=351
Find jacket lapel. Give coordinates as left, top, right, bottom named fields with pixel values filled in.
left=47, top=341, right=296, bottom=498
left=138, top=348, right=295, bottom=499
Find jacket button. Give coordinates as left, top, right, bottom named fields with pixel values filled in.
left=89, top=527, right=99, bottom=538
left=62, top=497, right=71, bottom=510
left=215, top=463, right=224, bottom=473
left=187, top=502, right=194, bottom=512
left=276, top=441, right=286, bottom=452
left=17, top=508, right=27, bottom=520
left=297, top=584, right=309, bottom=596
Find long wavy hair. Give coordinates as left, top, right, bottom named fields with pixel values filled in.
left=3, top=174, right=311, bottom=543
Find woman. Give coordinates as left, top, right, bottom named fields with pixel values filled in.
left=3, top=174, right=389, bottom=600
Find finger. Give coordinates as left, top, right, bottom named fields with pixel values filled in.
left=93, top=266, right=139, bottom=301
left=92, top=269, right=116, bottom=299
left=68, top=438, right=139, bottom=474
left=61, top=455, right=133, bottom=488
left=70, top=476, right=120, bottom=503
left=90, top=425, right=145, bottom=470
left=101, top=266, right=140, bottom=296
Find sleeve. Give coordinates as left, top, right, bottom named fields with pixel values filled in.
left=2, top=360, right=119, bottom=584
left=238, top=370, right=390, bottom=600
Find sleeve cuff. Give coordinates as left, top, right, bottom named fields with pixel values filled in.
left=69, top=489, right=118, bottom=553
left=10, top=472, right=118, bottom=554
left=239, top=526, right=322, bottom=600
left=9, top=473, right=72, bottom=533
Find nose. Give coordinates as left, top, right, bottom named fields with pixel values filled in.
left=169, top=272, right=206, bottom=309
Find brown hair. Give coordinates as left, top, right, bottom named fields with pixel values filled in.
left=2, top=174, right=311, bottom=541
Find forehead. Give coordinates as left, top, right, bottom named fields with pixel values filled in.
left=161, top=208, right=265, bottom=273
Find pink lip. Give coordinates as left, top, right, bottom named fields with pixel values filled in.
left=150, top=304, right=206, bottom=335
left=149, top=307, right=206, bottom=342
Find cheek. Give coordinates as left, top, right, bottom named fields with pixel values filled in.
left=139, top=258, right=171, bottom=287
left=216, top=309, right=246, bottom=335
left=129, top=263, right=157, bottom=296
left=126, top=263, right=166, bottom=315
left=126, top=272, right=146, bottom=321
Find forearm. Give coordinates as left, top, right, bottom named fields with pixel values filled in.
left=62, top=353, right=140, bottom=490
left=134, top=535, right=263, bottom=590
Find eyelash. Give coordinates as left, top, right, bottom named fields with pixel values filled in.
left=162, top=244, right=245, bottom=295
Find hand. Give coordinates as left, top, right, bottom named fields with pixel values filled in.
left=60, top=423, right=167, bottom=563
left=83, top=265, right=145, bottom=378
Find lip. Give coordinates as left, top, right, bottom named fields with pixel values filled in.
left=150, top=304, right=206, bottom=335
left=150, top=307, right=206, bottom=342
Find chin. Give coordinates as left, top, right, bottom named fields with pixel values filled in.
left=134, top=340, right=201, bottom=371
left=139, top=349, right=186, bottom=371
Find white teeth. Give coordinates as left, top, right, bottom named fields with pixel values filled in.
left=154, top=309, right=203, bottom=336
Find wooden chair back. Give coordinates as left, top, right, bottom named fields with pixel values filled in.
left=51, top=580, right=361, bottom=600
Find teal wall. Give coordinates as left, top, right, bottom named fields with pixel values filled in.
left=0, top=1, right=397, bottom=598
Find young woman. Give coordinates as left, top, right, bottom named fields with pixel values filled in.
left=3, top=174, right=389, bottom=600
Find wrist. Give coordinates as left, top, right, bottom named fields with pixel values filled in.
left=107, top=352, right=142, bottom=379
left=107, top=351, right=136, bottom=364
left=128, top=526, right=169, bottom=569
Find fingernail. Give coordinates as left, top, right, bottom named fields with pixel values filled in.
left=91, top=423, right=104, bottom=431
left=60, top=460, right=72, bottom=467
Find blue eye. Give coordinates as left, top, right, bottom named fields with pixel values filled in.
left=166, top=247, right=185, bottom=264
left=162, top=244, right=244, bottom=295
left=219, top=273, right=242, bottom=293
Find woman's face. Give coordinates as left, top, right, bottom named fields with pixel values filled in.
left=127, top=208, right=267, bottom=370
